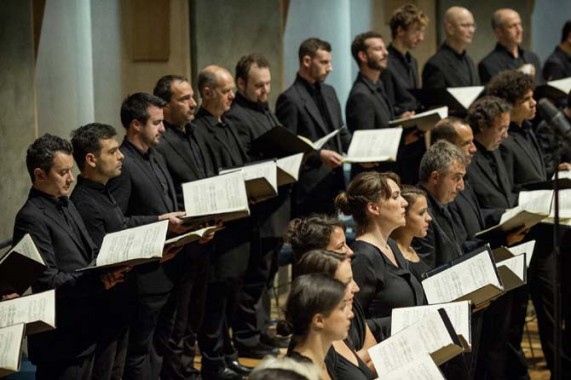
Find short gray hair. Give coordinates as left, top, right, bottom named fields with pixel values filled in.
left=419, top=140, right=468, bottom=183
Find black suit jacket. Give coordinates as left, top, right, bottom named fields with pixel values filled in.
left=543, top=46, right=571, bottom=81
left=422, top=43, right=480, bottom=88
left=13, top=188, right=103, bottom=363
left=479, top=43, right=543, bottom=84
left=412, top=187, right=464, bottom=269
left=388, top=43, right=419, bottom=90
left=225, top=93, right=292, bottom=238
left=346, top=73, right=394, bottom=134
left=276, top=75, right=351, bottom=214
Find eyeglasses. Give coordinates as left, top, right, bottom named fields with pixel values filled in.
left=459, top=23, right=477, bottom=30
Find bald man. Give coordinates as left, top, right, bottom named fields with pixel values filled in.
left=193, top=65, right=251, bottom=380
left=422, top=6, right=480, bottom=88
left=479, top=8, right=542, bottom=84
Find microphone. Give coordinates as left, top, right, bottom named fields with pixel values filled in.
left=537, top=98, right=571, bottom=144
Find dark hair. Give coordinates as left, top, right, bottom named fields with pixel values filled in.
left=284, top=215, right=346, bottom=262
left=26, top=133, right=73, bottom=182
left=335, top=171, right=401, bottom=232
left=351, top=31, right=383, bottom=65
left=486, top=70, right=535, bottom=105
left=389, top=3, right=429, bottom=39
left=120, top=92, right=166, bottom=129
left=277, top=274, right=346, bottom=338
left=562, top=20, right=571, bottom=43
left=153, top=75, right=187, bottom=102
left=400, top=185, right=426, bottom=214
left=296, top=249, right=348, bottom=278
left=71, top=123, right=117, bottom=171
left=467, top=96, right=512, bottom=134
left=235, top=54, right=270, bottom=83
left=298, top=37, right=331, bottom=63
left=431, top=117, right=467, bottom=145
left=419, top=140, right=468, bottom=183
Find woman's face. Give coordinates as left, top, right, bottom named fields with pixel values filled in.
left=326, top=226, right=353, bottom=256
left=376, top=179, right=408, bottom=228
left=334, top=260, right=360, bottom=306
left=405, top=195, right=432, bottom=238
left=321, top=295, right=354, bottom=342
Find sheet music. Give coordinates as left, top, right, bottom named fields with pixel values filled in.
left=164, top=225, right=224, bottom=247
left=0, top=290, right=55, bottom=331
left=422, top=249, right=502, bottom=304
left=518, top=190, right=553, bottom=214
left=313, top=128, right=342, bottom=149
left=447, top=86, right=484, bottom=109
left=389, top=106, right=448, bottom=131
left=96, top=220, right=168, bottom=267
left=344, top=128, right=403, bottom=163
left=548, top=77, right=571, bottom=95
left=182, top=171, right=249, bottom=217
left=0, top=323, right=24, bottom=374
left=498, top=254, right=526, bottom=282
left=276, top=153, right=304, bottom=182
left=241, top=161, right=278, bottom=192
left=392, top=301, right=471, bottom=346
left=382, top=352, right=445, bottom=380
left=553, top=170, right=571, bottom=180
left=507, top=240, right=536, bottom=267
left=2, top=234, right=44, bottom=265
left=368, top=310, right=457, bottom=376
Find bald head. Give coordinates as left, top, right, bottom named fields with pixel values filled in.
left=432, top=117, right=476, bottom=164
left=444, top=7, right=475, bottom=50
left=492, top=8, right=523, bottom=47
left=197, top=65, right=235, bottom=120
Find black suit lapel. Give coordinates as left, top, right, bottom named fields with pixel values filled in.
left=513, top=134, right=544, bottom=177
left=164, top=131, right=201, bottom=179
left=295, top=82, right=330, bottom=136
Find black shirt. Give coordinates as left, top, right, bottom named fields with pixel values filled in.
left=479, top=43, right=543, bottom=84
left=422, top=43, right=480, bottom=88
left=543, top=45, right=571, bottom=81
left=388, top=43, right=419, bottom=90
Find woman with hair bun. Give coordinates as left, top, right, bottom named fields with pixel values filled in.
left=278, top=274, right=353, bottom=380
left=335, top=172, right=425, bottom=341
left=390, top=185, right=432, bottom=280
left=297, top=250, right=377, bottom=380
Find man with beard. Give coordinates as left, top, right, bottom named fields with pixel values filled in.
left=479, top=8, right=543, bottom=85
left=223, top=54, right=286, bottom=359
left=276, top=37, right=352, bottom=217
left=422, top=6, right=480, bottom=88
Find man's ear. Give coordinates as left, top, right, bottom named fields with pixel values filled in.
left=430, top=170, right=440, bottom=185
left=236, top=77, right=246, bottom=93
left=302, top=55, right=312, bottom=69
left=357, top=50, right=368, bottom=65
left=130, top=119, right=143, bottom=132
left=85, top=153, right=97, bottom=168
left=33, top=168, right=47, bottom=182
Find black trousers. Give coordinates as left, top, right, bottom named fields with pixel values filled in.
left=233, top=236, right=281, bottom=348
left=35, top=355, right=94, bottom=380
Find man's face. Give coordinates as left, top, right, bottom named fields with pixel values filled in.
left=497, top=10, right=523, bottom=46
left=37, top=151, right=75, bottom=197
left=308, top=49, right=333, bottom=83
left=140, top=105, right=165, bottom=148
left=454, top=123, right=477, bottom=164
left=480, top=112, right=510, bottom=151
left=212, top=72, right=236, bottom=114
left=93, top=138, right=124, bottom=179
left=433, top=160, right=466, bottom=204
left=165, top=80, right=197, bottom=127
left=363, top=37, right=389, bottom=71
left=512, top=90, right=536, bottom=123
left=450, top=11, right=476, bottom=45
left=399, top=22, right=425, bottom=50
left=242, top=65, right=271, bottom=104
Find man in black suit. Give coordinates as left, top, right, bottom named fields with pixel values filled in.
left=422, top=6, right=480, bottom=89
left=13, top=134, right=125, bottom=380
left=224, top=54, right=287, bottom=358
left=412, top=140, right=467, bottom=268
left=388, top=3, right=428, bottom=91
left=107, top=93, right=188, bottom=380
left=479, top=8, right=542, bottom=85
left=153, top=75, right=214, bottom=380
left=276, top=37, right=351, bottom=217
left=543, top=21, right=571, bottom=81
left=193, top=65, right=251, bottom=380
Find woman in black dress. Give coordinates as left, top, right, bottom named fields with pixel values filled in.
left=297, top=249, right=377, bottom=380
left=335, top=172, right=426, bottom=341
left=278, top=274, right=354, bottom=380
left=391, top=185, right=432, bottom=281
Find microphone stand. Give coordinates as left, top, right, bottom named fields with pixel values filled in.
left=553, top=152, right=562, bottom=380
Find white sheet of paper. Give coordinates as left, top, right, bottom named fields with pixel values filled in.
left=368, top=310, right=456, bottom=376
left=276, top=153, right=304, bottom=182
left=2, top=234, right=44, bottom=265
left=507, top=240, right=536, bottom=267
left=548, top=77, right=571, bottom=95
left=422, top=249, right=502, bottom=304
left=518, top=190, right=553, bottom=214
left=0, top=290, right=56, bottom=331
left=382, top=352, right=445, bottom=380
left=0, top=323, right=25, bottom=374
left=391, top=301, right=471, bottom=346
left=447, top=86, right=484, bottom=109
left=96, top=220, right=169, bottom=267
left=182, top=171, right=249, bottom=217
left=344, top=128, right=403, bottom=163
left=389, top=106, right=448, bottom=131
left=313, top=128, right=342, bottom=149
left=497, top=254, right=526, bottom=282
